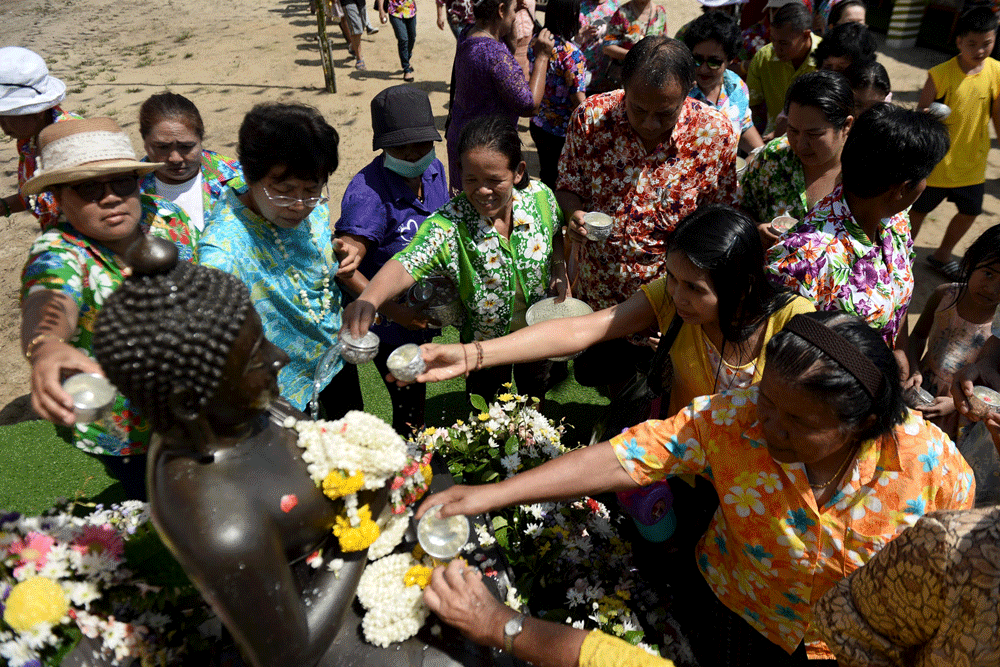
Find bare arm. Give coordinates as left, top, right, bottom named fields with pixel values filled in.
left=526, top=31, right=554, bottom=116
left=21, top=290, right=103, bottom=425
left=991, top=93, right=1000, bottom=145
left=904, top=286, right=945, bottom=390
left=917, top=74, right=937, bottom=110
left=602, top=43, right=629, bottom=60
left=1, top=194, right=27, bottom=217
left=952, top=335, right=1000, bottom=427
left=739, top=126, right=764, bottom=153
left=340, top=258, right=417, bottom=339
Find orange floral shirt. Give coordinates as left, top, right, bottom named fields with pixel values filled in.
left=610, top=387, right=975, bottom=658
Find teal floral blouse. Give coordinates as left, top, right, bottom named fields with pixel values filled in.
left=20, top=195, right=197, bottom=456
left=199, top=188, right=344, bottom=411
left=393, top=180, right=562, bottom=343
left=740, top=136, right=808, bottom=224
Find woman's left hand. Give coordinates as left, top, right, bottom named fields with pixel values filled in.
left=533, top=28, right=555, bottom=56
left=423, top=560, right=512, bottom=647
left=333, top=237, right=362, bottom=278
left=918, top=395, right=954, bottom=419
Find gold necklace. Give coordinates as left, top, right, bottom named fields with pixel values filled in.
left=808, top=445, right=857, bottom=492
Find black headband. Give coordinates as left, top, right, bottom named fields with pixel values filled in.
left=783, top=315, right=883, bottom=398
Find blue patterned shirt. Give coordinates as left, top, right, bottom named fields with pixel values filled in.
left=688, top=69, right=753, bottom=138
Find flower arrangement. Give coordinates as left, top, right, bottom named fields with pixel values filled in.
left=355, top=547, right=436, bottom=648
left=0, top=500, right=216, bottom=667
left=410, top=390, right=667, bottom=652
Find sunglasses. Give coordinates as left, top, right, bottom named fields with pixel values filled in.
left=68, top=175, right=139, bottom=202
left=693, top=55, right=726, bottom=70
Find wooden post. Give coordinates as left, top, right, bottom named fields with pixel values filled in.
left=316, top=0, right=337, bottom=93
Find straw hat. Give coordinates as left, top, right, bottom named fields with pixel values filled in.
left=0, top=47, right=67, bottom=116
left=21, top=118, right=162, bottom=195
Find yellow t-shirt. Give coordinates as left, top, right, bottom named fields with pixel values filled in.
left=639, top=278, right=815, bottom=416
left=579, top=631, right=674, bottom=667
left=926, top=56, right=1000, bottom=188
left=746, top=34, right=822, bottom=134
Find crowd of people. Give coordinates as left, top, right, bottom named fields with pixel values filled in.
left=5, top=0, right=1000, bottom=664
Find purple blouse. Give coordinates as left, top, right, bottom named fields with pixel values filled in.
left=446, top=34, right=533, bottom=187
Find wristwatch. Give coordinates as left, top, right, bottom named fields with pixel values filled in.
left=503, top=612, right=526, bottom=653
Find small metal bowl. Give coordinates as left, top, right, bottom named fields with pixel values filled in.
left=583, top=211, right=613, bottom=242
left=425, top=299, right=465, bottom=329
left=904, top=385, right=935, bottom=409
left=969, top=385, right=1000, bottom=418
left=386, top=343, right=426, bottom=383
left=770, top=215, right=798, bottom=234
left=927, top=102, right=951, bottom=121
left=525, top=297, right=595, bottom=362
left=62, top=373, right=117, bottom=424
left=417, top=504, right=470, bottom=560
left=338, top=330, right=379, bottom=364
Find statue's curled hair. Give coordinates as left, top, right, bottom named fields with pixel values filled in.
left=94, top=235, right=251, bottom=432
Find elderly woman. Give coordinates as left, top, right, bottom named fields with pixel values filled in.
left=682, top=12, right=764, bottom=153
left=19, top=117, right=196, bottom=499
left=0, top=47, right=81, bottom=229
left=343, top=115, right=567, bottom=402
left=199, top=102, right=362, bottom=419
left=766, top=104, right=950, bottom=348
left=138, top=91, right=244, bottom=232
left=418, top=310, right=974, bottom=665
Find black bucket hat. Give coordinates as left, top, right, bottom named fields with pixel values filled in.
left=371, top=85, right=442, bottom=151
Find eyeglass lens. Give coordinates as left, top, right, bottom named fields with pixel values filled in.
left=694, top=56, right=725, bottom=69
left=263, top=186, right=327, bottom=208
left=71, top=176, right=139, bottom=202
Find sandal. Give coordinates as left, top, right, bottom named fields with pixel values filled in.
left=403, top=71, right=415, bottom=82
left=355, top=59, right=367, bottom=70
left=926, top=256, right=962, bottom=281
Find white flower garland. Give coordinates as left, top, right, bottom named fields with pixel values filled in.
left=356, top=552, right=432, bottom=648
left=270, top=227, right=334, bottom=325
left=367, top=507, right=412, bottom=561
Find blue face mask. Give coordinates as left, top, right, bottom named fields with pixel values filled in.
left=383, top=148, right=435, bottom=179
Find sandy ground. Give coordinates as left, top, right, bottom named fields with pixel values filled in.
left=0, top=0, right=997, bottom=422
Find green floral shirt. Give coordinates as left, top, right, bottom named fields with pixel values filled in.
left=739, top=136, right=808, bottom=224
left=20, top=194, right=198, bottom=456
left=394, top=180, right=562, bottom=343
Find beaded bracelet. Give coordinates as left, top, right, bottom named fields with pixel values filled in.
left=24, top=333, right=66, bottom=361
left=473, top=341, right=484, bottom=372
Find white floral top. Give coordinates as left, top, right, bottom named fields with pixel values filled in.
left=394, top=180, right=562, bottom=343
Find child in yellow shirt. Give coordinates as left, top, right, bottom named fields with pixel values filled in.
left=910, top=7, right=1000, bottom=281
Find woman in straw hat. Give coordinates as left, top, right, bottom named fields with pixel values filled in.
left=0, top=47, right=82, bottom=229
left=19, top=117, right=197, bottom=499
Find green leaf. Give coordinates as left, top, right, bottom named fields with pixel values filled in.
left=469, top=394, right=488, bottom=412
left=491, top=515, right=509, bottom=530
left=483, top=470, right=498, bottom=482
left=504, top=435, right=519, bottom=455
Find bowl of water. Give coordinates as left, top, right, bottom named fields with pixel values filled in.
left=417, top=504, right=470, bottom=560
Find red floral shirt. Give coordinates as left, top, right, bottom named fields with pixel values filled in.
left=556, top=91, right=739, bottom=311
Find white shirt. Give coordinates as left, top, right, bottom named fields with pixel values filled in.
left=155, top=172, right=205, bottom=231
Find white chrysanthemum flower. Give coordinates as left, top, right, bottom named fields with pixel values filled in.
left=474, top=524, right=496, bottom=547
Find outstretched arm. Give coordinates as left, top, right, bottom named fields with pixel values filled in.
left=341, top=258, right=416, bottom=339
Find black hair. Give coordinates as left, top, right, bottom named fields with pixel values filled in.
left=544, top=0, right=581, bottom=41
left=682, top=12, right=740, bottom=60
left=771, top=2, right=812, bottom=31
left=812, top=22, right=876, bottom=69
left=844, top=59, right=891, bottom=96
left=237, top=102, right=339, bottom=185
left=951, top=223, right=1000, bottom=307
left=840, top=103, right=950, bottom=198
left=622, top=36, right=696, bottom=93
left=765, top=311, right=907, bottom=442
left=667, top=204, right=795, bottom=360
left=139, top=92, right=205, bottom=140
left=828, top=0, right=866, bottom=26
left=457, top=115, right=530, bottom=190
left=955, top=6, right=999, bottom=37
left=473, top=0, right=517, bottom=23
left=784, top=70, right=854, bottom=129
left=94, top=236, right=251, bottom=433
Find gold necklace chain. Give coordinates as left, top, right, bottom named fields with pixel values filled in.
left=808, top=445, right=857, bottom=492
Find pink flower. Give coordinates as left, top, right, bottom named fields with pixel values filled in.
left=9, top=531, right=56, bottom=576
left=72, top=524, right=124, bottom=560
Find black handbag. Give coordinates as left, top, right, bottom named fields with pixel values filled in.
left=590, top=314, right=683, bottom=445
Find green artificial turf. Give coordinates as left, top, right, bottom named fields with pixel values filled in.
left=1, top=328, right=608, bottom=515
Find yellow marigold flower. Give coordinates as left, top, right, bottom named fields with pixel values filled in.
left=456, top=419, right=464, bottom=426
left=403, top=564, right=434, bottom=589
left=3, top=577, right=68, bottom=632
left=333, top=505, right=380, bottom=551
left=498, top=393, right=514, bottom=402
left=478, top=412, right=491, bottom=422
left=502, top=382, right=513, bottom=388
left=322, top=470, right=365, bottom=499
left=419, top=464, right=433, bottom=486
left=424, top=426, right=437, bottom=436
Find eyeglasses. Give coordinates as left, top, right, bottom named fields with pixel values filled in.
left=262, top=185, right=328, bottom=209
left=68, top=175, right=139, bottom=202
left=692, top=55, right=726, bottom=70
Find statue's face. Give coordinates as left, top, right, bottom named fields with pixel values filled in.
left=212, top=309, right=289, bottom=414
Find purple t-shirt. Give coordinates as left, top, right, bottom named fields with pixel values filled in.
left=336, top=154, right=449, bottom=345
left=446, top=34, right=534, bottom=187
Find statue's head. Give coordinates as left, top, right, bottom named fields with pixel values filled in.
left=94, top=235, right=288, bottom=433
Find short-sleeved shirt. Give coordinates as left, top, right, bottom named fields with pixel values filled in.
left=578, top=0, right=625, bottom=83
left=385, top=0, right=416, bottom=18
left=740, top=136, right=808, bottom=223
left=556, top=91, right=739, bottom=312
left=688, top=69, right=753, bottom=138
left=765, top=185, right=914, bottom=346
left=140, top=149, right=245, bottom=217
left=602, top=2, right=668, bottom=52
left=199, top=189, right=344, bottom=411
left=530, top=36, right=588, bottom=137
left=393, top=179, right=562, bottom=343
left=20, top=195, right=197, bottom=456
left=16, top=106, right=83, bottom=229
left=925, top=56, right=1000, bottom=188
left=336, top=154, right=449, bottom=347
left=815, top=506, right=1000, bottom=666
left=737, top=21, right=769, bottom=67
left=611, top=387, right=975, bottom=658
left=746, top=35, right=822, bottom=134
left=436, top=0, right=473, bottom=26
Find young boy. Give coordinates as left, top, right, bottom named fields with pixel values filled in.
left=910, top=7, right=1000, bottom=280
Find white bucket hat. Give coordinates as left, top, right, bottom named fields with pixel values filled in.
left=0, top=47, right=66, bottom=116
left=700, top=0, right=748, bottom=7
left=22, top=117, right=162, bottom=195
